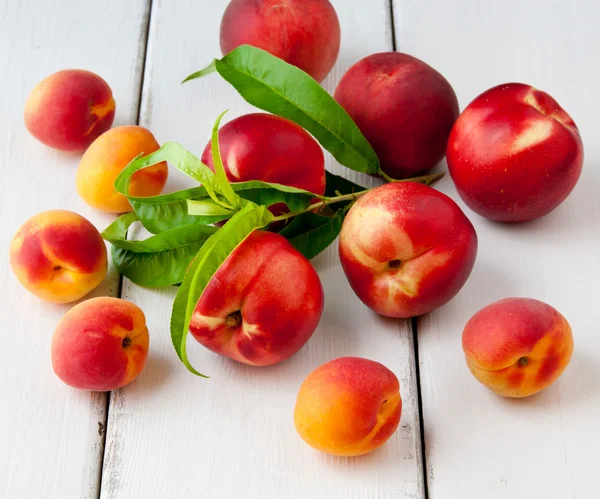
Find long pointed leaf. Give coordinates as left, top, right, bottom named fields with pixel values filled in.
left=279, top=209, right=347, bottom=260
left=102, top=212, right=217, bottom=286
left=184, top=45, right=380, bottom=175
left=182, top=59, right=216, bottom=83
left=131, top=180, right=315, bottom=233
left=210, top=110, right=240, bottom=208
left=114, top=142, right=220, bottom=205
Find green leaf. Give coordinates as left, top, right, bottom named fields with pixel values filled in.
left=186, top=199, right=236, bottom=217
left=273, top=172, right=365, bottom=259
left=111, top=141, right=259, bottom=233
left=129, top=180, right=315, bottom=233
left=210, top=110, right=241, bottom=208
left=114, top=142, right=221, bottom=207
left=184, top=45, right=380, bottom=175
left=101, top=211, right=138, bottom=242
left=170, top=203, right=274, bottom=376
left=224, top=180, right=315, bottom=212
left=324, top=171, right=368, bottom=197
left=279, top=209, right=347, bottom=260
left=102, top=212, right=217, bottom=287
left=182, top=59, right=216, bottom=83
left=129, top=187, right=230, bottom=233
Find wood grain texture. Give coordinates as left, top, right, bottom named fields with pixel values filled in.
left=392, top=0, right=600, bottom=497
left=100, top=1, right=424, bottom=498
left=0, top=1, right=150, bottom=497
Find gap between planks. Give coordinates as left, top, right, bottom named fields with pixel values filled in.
left=388, top=0, right=429, bottom=496
left=95, top=1, right=155, bottom=498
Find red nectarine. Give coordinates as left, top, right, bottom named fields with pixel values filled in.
left=334, top=53, right=459, bottom=179
left=202, top=113, right=325, bottom=194
left=339, top=182, right=477, bottom=318
left=202, top=113, right=325, bottom=215
left=189, top=230, right=324, bottom=366
left=220, top=0, right=341, bottom=82
left=447, top=83, right=584, bottom=222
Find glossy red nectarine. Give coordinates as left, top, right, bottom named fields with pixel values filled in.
left=190, top=230, right=324, bottom=366
left=202, top=113, right=325, bottom=215
left=339, top=182, right=477, bottom=318
left=447, top=83, right=584, bottom=222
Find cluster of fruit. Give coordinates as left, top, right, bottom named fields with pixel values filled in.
left=15, top=69, right=162, bottom=390
left=8, top=0, right=581, bottom=458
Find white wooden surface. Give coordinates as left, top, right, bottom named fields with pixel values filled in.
left=0, top=1, right=150, bottom=498
left=100, top=1, right=425, bottom=498
left=393, top=0, right=600, bottom=497
left=3, top=0, right=599, bottom=498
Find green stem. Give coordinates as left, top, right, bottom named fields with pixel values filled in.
left=379, top=169, right=445, bottom=186
left=271, top=190, right=369, bottom=223
left=269, top=170, right=446, bottom=224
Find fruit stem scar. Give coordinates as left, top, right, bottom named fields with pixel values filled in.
left=518, top=356, right=529, bottom=367
left=388, top=260, right=402, bottom=269
left=226, top=311, right=242, bottom=328
left=122, top=337, right=132, bottom=348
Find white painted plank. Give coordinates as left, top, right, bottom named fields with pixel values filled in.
left=0, top=1, right=149, bottom=497
left=100, top=1, right=424, bottom=498
left=393, top=0, right=600, bottom=497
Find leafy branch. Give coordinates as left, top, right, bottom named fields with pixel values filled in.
left=104, top=48, right=448, bottom=376
left=183, top=45, right=448, bottom=185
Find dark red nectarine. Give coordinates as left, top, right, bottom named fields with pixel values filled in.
left=334, top=53, right=459, bottom=179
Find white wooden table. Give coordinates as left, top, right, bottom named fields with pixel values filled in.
left=1, top=1, right=598, bottom=497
